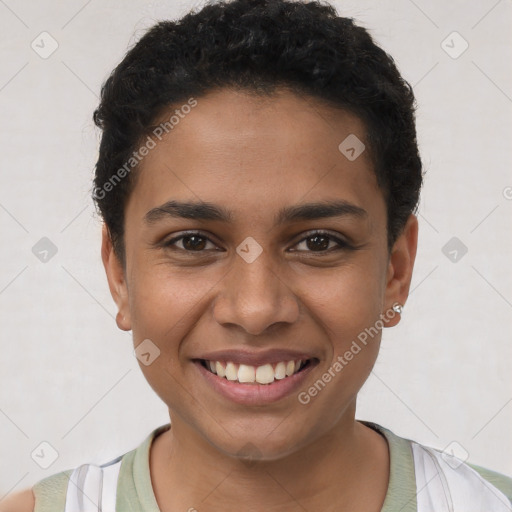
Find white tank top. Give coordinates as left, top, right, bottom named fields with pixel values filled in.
left=64, top=455, right=122, bottom=512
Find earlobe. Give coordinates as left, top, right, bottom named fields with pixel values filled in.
left=383, top=214, right=418, bottom=328
left=101, top=224, right=132, bottom=331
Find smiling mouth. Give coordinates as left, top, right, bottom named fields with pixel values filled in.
left=196, top=358, right=316, bottom=385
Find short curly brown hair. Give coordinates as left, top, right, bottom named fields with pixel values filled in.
left=92, top=0, right=423, bottom=266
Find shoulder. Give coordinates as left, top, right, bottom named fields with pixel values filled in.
left=0, top=488, right=35, bottom=512
left=410, top=441, right=512, bottom=509
left=466, top=461, right=512, bottom=503
left=363, top=421, right=512, bottom=511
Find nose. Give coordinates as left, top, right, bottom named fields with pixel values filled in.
left=212, top=249, right=300, bottom=336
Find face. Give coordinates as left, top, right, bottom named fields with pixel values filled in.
left=102, top=87, right=417, bottom=460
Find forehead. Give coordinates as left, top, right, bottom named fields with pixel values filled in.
left=126, top=87, right=383, bottom=226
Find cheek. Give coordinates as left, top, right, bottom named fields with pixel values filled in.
left=129, top=266, right=209, bottom=345
left=301, top=258, right=385, bottom=333
left=293, top=268, right=384, bottom=418
left=126, top=266, right=213, bottom=405
left=128, top=249, right=385, bottom=351
left=298, top=260, right=385, bottom=382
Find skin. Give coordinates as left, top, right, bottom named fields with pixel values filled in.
left=98, top=87, right=418, bottom=512
left=0, top=489, right=34, bottom=511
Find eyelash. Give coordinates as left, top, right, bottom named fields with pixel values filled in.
left=162, top=230, right=352, bottom=255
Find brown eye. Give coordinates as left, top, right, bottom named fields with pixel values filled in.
left=181, top=235, right=208, bottom=251
left=164, top=232, right=217, bottom=252
left=305, top=234, right=330, bottom=251
left=292, top=231, right=350, bottom=253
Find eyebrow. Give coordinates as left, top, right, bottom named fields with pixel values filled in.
left=143, top=199, right=368, bottom=226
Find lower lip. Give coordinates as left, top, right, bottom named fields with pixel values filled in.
left=193, top=360, right=318, bottom=406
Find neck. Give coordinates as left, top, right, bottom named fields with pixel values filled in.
left=150, top=405, right=389, bottom=512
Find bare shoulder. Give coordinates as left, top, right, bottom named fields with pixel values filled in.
left=0, top=488, right=35, bottom=512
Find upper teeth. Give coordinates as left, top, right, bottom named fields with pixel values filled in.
left=205, top=360, right=306, bottom=384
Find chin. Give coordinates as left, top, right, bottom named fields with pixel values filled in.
left=211, top=424, right=311, bottom=464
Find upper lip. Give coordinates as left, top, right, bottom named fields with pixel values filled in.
left=193, top=349, right=318, bottom=367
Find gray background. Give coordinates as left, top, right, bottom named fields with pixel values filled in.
left=1, top=0, right=511, bottom=498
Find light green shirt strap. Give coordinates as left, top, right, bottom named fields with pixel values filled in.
left=118, top=422, right=419, bottom=511
left=120, top=421, right=420, bottom=511
left=115, top=424, right=169, bottom=512
left=32, top=468, right=73, bottom=512
left=360, top=421, right=418, bottom=512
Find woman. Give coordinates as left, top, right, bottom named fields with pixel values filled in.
left=5, top=0, right=511, bottom=510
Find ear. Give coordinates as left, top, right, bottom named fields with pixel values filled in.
left=383, top=214, right=418, bottom=327
left=101, top=224, right=132, bottom=331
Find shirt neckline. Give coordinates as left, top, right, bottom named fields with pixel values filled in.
left=133, top=420, right=417, bottom=512
left=359, top=420, right=417, bottom=512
